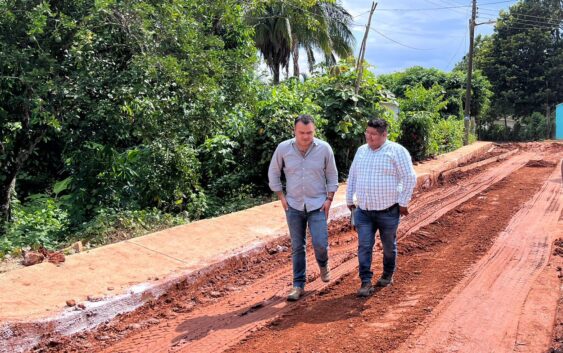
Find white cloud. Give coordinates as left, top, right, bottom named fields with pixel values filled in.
left=343, top=0, right=515, bottom=73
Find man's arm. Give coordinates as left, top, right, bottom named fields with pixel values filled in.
left=321, top=144, right=338, bottom=217
left=396, top=146, right=417, bottom=214
left=346, top=148, right=360, bottom=211
left=325, top=144, right=339, bottom=194
left=268, top=145, right=289, bottom=210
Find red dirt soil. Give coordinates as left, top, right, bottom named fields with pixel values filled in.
left=28, top=145, right=562, bottom=353
left=225, top=158, right=557, bottom=353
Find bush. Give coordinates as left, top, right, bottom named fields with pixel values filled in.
left=204, top=184, right=272, bottom=218
left=479, top=112, right=548, bottom=141
left=199, top=135, right=239, bottom=187
left=76, top=208, right=189, bottom=247
left=429, top=118, right=464, bottom=155
left=398, top=111, right=434, bottom=161
left=66, top=140, right=207, bottom=222
left=2, top=196, right=69, bottom=254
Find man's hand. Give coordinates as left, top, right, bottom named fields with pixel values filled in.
left=320, top=199, right=332, bottom=218
left=347, top=204, right=356, bottom=230
left=276, top=192, right=289, bottom=211
left=399, top=206, right=409, bottom=217
left=280, top=197, right=289, bottom=211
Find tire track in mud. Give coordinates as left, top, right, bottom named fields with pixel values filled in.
left=395, top=159, right=563, bottom=353
left=226, top=154, right=559, bottom=353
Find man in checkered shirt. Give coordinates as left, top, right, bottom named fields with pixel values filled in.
left=346, top=118, right=417, bottom=297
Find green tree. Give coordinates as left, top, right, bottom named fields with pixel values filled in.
left=290, top=1, right=355, bottom=77
left=379, top=66, right=492, bottom=124
left=474, top=0, right=563, bottom=120
left=247, top=0, right=355, bottom=83
left=1, top=0, right=257, bottom=230
left=0, top=0, right=87, bottom=227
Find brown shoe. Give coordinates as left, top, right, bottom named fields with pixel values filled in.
left=287, top=287, right=304, bottom=301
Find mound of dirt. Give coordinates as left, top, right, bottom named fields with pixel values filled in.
left=526, top=160, right=557, bottom=168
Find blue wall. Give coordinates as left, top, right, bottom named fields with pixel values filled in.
left=557, top=103, right=563, bottom=140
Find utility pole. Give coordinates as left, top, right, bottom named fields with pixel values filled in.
left=463, top=0, right=477, bottom=145
left=355, top=2, right=377, bottom=97
left=463, top=2, right=495, bottom=144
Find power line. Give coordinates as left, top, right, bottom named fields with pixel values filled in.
left=446, top=22, right=469, bottom=70
left=377, top=4, right=470, bottom=11
left=489, top=17, right=561, bottom=29
left=352, top=9, right=373, bottom=18
left=496, top=24, right=560, bottom=31
left=376, top=0, right=513, bottom=12
left=506, top=17, right=561, bottom=26
left=478, top=9, right=563, bottom=23
left=498, top=12, right=563, bottom=21
left=478, top=7, right=560, bottom=19
left=423, top=0, right=468, bottom=15
left=351, top=23, right=465, bottom=37
left=369, top=27, right=435, bottom=50
left=479, top=0, right=516, bottom=5
left=437, top=0, right=470, bottom=6
left=446, top=3, right=471, bottom=70
left=477, top=13, right=562, bottom=26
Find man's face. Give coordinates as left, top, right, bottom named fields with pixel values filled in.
left=365, top=126, right=387, bottom=150
left=294, top=121, right=315, bottom=147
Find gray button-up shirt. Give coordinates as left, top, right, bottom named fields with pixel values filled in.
left=268, top=138, right=339, bottom=211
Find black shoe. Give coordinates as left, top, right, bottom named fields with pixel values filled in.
left=376, top=273, right=394, bottom=287
left=357, top=282, right=373, bottom=297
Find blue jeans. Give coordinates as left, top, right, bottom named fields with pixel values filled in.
left=355, top=205, right=400, bottom=283
left=285, top=206, right=329, bottom=289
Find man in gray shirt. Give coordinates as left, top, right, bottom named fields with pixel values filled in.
left=268, top=115, right=339, bottom=301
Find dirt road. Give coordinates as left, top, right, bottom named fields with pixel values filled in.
left=30, top=143, right=563, bottom=353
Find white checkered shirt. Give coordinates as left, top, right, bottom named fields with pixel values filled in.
left=346, top=140, right=417, bottom=210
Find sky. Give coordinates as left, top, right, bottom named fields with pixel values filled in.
left=339, top=0, right=519, bottom=74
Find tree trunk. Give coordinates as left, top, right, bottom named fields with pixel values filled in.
left=504, top=116, right=508, bottom=140
left=0, top=126, right=47, bottom=230
left=273, top=64, right=280, bottom=84
left=292, top=40, right=300, bottom=78
left=0, top=174, right=16, bottom=229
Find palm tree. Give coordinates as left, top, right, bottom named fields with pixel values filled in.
left=247, top=3, right=292, bottom=84
left=291, top=2, right=355, bottom=78
left=247, top=1, right=355, bottom=84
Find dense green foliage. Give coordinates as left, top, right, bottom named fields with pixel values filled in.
left=455, top=0, right=562, bottom=140
left=380, top=67, right=483, bottom=160
left=0, top=0, right=258, bottom=254
left=2, top=0, right=528, bottom=258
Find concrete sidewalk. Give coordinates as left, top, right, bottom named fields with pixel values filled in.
left=0, top=142, right=492, bottom=352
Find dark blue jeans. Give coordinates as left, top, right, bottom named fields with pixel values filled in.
left=285, top=206, right=329, bottom=289
left=355, top=205, right=400, bottom=284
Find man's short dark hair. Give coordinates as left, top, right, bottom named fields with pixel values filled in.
left=295, top=114, right=315, bottom=126
left=367, top=118, right=388, bottom=134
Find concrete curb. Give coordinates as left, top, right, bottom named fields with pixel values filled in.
left=415, top=142, right=492, bottom=190
left=440, top=149, right=519, bottom=179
